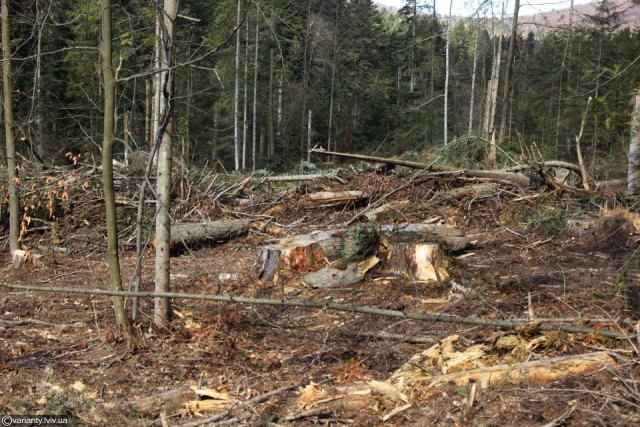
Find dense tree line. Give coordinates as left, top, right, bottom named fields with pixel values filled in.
left=2, top=0, right=639, bottom=179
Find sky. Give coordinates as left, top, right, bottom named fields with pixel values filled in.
left=378, top=0, right=594, bottom=17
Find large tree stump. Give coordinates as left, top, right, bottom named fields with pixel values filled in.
left=379, top=233, right=449, bottom=282
left=152, top=219, right=251, bottom=251
left=254, top=231, right=346, bottom=282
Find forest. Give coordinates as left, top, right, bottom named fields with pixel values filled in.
left=2, top=0, right=640, bottom=426
left=1, top=0, right=638, bottom=174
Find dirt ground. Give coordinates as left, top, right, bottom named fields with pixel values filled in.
left=1, top=168, right=640, bottom=426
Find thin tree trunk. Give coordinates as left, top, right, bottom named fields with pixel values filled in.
left=299, top=0, right=312, bottom=159
left=628, top=89, right=640, bottom=196
left=100, top=0, right=132, bottom=341
left=410, top=0, right=416, bottom=93
left=327, top=2, right=339, bottom=152
left=252, top=5, right=259, bottom=171
left=268, top=48, right=274, bottom=158
left=233, top=0, right=241, bottom=170
left=498, top=0, right=519, bottom=143
left=307, top=110, right=312, bottom=161
left=242, top=16, right=249, bottom=169
left=2, top=0, right=18, bottom=252
left=468, top=19, right=480, bottom=134
left=444, top=0, right=453, bottom=145
left=555, top=0, right=574, bottom=152
left=277, top=78, right=282, bottom=149
left=154, top=0, right=178, bottom=328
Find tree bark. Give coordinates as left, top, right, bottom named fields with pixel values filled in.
left=100, top=0, right=132, bottom=341
left=154, top=0, right=178, bottom=328
left=498, top=0, right=519, bottom=143
left=468, top=20, right=479, bottom=134
left=1, top=0, right=19, bottom=252
left=233, top=0, right=241, bottom=170
left=628, top=89, right=640, bottom=196
left=444, top=0, right=453, bottom=145
left=242, top=16, right=249, bottom=169
left=153, top=219, right=251, bottom=251
left=252, top=6, right=259, bottom=170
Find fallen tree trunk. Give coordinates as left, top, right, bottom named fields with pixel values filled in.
left=310, top=148, right=537, bottom=187
left=264, top=173, right=345, bottom=184
left=152, top=219, right=252, bottom=250
left=307, top=190, right=368, bottom=203
left=1, top=282, right=631, bottom=338
left=416, top=351, right=617, bottom=390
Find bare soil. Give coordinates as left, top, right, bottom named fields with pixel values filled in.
left=1, top=169, right=639, bottom=426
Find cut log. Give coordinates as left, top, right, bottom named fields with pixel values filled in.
left=378, top=233, right=449, bottom=282
left=365, top=200, right=410, bottom=222
left=307, top=190, right=368, bottom=203
left=152, top=219, right=251, bottom=251
left=264, top=173, right=346, bottom=184
left=120, top=386, right=195, bottom=415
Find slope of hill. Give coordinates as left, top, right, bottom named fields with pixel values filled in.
left=520, top=0, right=640, bottom=34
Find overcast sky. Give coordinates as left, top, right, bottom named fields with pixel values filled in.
left=378, top=0, right=593, bottom=17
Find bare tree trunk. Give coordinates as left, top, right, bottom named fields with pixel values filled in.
left=327, top=2, right=339, bottom=152
left=277, top=78, right=282, bottom=148
left=154, top=0, right=178, bottom=328
left=628, top=90, right=640, bottom=196
left=2, top=0, right=18, bottom=252
left=29, top=0, right=50, bottom=160
left=252, top=5, right=259, bottom=171
left=498, top=0, right=519, bottom=143
left=468, top=19, right=479, bottom=134
left=484, top=6, right=504, bottom=141
left=100, top=0, right=132, bottom=341
left=268, top=48, right=275, bottom=158
left=555, top=0, right=574, bottom=153
left=299, top=0, right=312, bottom=160
left=410, top=0, right=416, bottom=93
left=307, top=110, right=312, bottom=161
left=444, top=0, right=453, bottom=145
left=242, top=16, right=249, bottom=169
left=233, top=0, right=241, bottom=170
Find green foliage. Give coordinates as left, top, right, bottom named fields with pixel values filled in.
left=3, top=0, right=639, bottom=175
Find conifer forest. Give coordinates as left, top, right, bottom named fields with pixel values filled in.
left=2, top=0, right=640, bottom=426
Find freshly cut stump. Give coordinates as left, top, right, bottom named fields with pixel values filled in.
left=379, top=233, right=449, bottom=281
left=254, top=231, right=346, bottom=282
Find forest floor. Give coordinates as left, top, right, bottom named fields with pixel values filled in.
left=1, top=163, right=639, bottom=426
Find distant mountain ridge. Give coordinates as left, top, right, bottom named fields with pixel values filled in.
left=520, top=0, right=640, bottom=34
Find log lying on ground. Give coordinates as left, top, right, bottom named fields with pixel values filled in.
left=153, top=219, right=252, bottom=251
left=310, top=148, right=538, bottom=187
left=307, top=190, right=368, bottom=203
left=408, top=351, right=617, bottom=390
left=264, top=173, right=346, bottom=184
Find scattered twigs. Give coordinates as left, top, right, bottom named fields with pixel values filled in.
left=0, top=318, right=67, bottom=330
left=311, top=148, right=537, bottom=188
left=178, top=384, right=297, bottom=427
left=0, top=283, right=630, bottom=339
